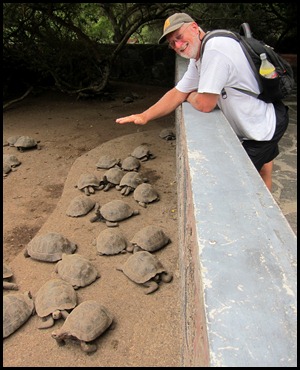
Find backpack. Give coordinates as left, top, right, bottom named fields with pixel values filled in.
left=200, top=23, right=294, bottom=103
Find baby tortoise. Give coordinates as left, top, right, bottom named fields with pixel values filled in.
left=51, top=300, right=114, bottom=353
left=116, top=251, right=173, bottom=294
left=90, top=200, right=139, bottom=227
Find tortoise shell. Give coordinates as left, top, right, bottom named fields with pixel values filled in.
left=121, top=156, right=140, bottom=171
left=35, top=278, right=77, bottom=319
left=133, top=183, right=159, bottom=208
left=130, top=225, right=170, bottom=252
left=55, top=254, right=100, bottom=288
left=119, top=251, right=166, bottom=284
left=51, top=300, right=114, bottom=353
left=96, top=155, right=120, bottom=169
left=131, top=144, right=155, bottom=161
left=24, top=232, right=77, bottom=262
left=76, top=173, right=100, bottom=195
left=66, top=195, right=96, bottom=217
left=3, top=291, right=35, bottom=338
left=100, top=200, right=139, bottom=223
left=14, top=136, right=38, bottom=150
left=95, top=228, right=128, bottom=255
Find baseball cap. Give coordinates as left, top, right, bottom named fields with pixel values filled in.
left=158, top=13, right=195, bottom=44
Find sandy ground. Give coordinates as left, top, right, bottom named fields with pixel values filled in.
left=3, top=82, right=183, bottom=367
left=3, top=81, right=296, bottom=367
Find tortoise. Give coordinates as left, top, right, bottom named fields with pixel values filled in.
left=94, top=228, right=128, bottom=255
left=5, top=135, right=21, bottom=147
left=14, top=135, right=39, bottom=151
left=3, top=162, right=12, bottom=177
left=3, top=263, right=19, bottom=290
left=129, top=225, right=170, bottom=253
left=51, top=300, right=114, bottom=353
left=133, top=183, right=160, bottom=208
left=96, top=155, right=120, bottom=169
left=66, top=195, right=96, bottom=217
left=130, top=144, right=156, bottom=162
left=3, top=154, right=21, bottom=168
left=121, top=156, right=140, bottom=171
left=159, top=128, right=176, bottom=140
left=3, top=291, right=35, bottom=338
left=116, top=171, right=147, bottom=196
left=75, top=173, right=101, bottom=196
left=116, top=251, right=173, bottom=294
left=34, top=278, right=77, bottom=329
left=98, top=167, right=125, bottom=191
left=90, top=200, right=139, bottom=227
left=24, top=232, right=77, bottom=262
left=54, top=253, right=100, bottom=289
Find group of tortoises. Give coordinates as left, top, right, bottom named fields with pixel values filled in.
left=4, top=231, right=112, bottom=353
left=3, top=137, right=175, bottom=354
left=4, top=287, right=113, bottom=353
left=67, top=143, right=161, bottom=224
left=3, top=135, right=40, bottom=177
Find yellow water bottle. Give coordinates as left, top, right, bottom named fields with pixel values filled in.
left=259, top=53, right=278, bottom=79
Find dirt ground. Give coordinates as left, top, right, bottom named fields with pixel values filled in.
left=3, top=80, right=296, bottom=367
left=3, top=82, right=184, bottom=367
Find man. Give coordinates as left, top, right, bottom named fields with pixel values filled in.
left=116, top=13, right=289, bottom=191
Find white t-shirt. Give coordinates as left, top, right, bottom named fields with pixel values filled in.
left=176, top=36, right=276, bottom=141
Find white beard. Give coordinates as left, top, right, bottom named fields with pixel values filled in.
left=177, top=35, right=200, bottom=59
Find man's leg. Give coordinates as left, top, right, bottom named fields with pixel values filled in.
left=259, top=160, right=273, bottom=191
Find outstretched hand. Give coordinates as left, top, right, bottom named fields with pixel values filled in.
left=115, top=113, right=147, bottom=125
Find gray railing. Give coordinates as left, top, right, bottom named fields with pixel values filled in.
left=176, top=56, right=297, bottom=367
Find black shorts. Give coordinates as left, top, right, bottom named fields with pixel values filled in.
left=242, top=101, right=289, bottom=172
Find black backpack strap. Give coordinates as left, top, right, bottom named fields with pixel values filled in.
left=200, top=30, right=239, bottom=57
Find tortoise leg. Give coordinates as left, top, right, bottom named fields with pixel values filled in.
left=132, top=245, right=142, bottom=253
left=88, top=186, right=95, bottom=194
left=90, top=214, right=102, bottom=223
left=84, top=187, right=90, bottom=196
left=106, top=221, right=118, bottom=227
left=103, top=183, right=111, bottom=191
left=120, top=187, right=127, bottom=195
left=51, top=334, right=66, bottom=347
left=90, top=204, right=103, bottom=223
left=143, top=280, right=159, bottom=294
left=24, top=249, right=30, bottom=258
left=80, top=341, right=97, bottom=353
left=59, top=310, right=70, bottom=320
left=38, top=315, right=55, bottom=329
left=3, top=281, right=18, bottom=290
left=124, top=187, right=132, bottom=196
left=161, top=271, right=173, bottom=283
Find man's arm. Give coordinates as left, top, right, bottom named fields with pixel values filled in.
left=186, top=91, right=219, bottom=112
left=116, top=87, right=188, bottom=125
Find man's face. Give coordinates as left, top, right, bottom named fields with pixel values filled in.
left=166, top=22, right=201, bottom=59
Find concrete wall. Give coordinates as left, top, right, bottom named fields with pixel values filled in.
left=175, top=57, right=297, bottom=367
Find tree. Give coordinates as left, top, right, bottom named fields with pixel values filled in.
left=3, top=3, right=296, bottom=102
left=3, top=3, right=190, bottom=99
